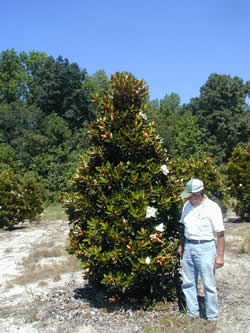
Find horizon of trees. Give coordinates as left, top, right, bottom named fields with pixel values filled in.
left=0, top=48, right=249, bottom=203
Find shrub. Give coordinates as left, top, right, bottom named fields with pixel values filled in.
left=0, top=171, right=26, bottom=228
left=227, top=143, right=249, bottom=220
left=63, top=73, right=182, bottom=300
left=0, top=171, right=44, bottom=228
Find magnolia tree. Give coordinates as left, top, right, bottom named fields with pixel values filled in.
left=227, top=143, right=249, bottom=220
left=0, top=171, right=43, bottom=229
left=63, top=73, right=182, bottom=300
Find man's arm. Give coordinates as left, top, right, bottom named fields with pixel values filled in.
left=215, top=231, right=224, bottom=269
left=177, top=224, right=185, bottom=258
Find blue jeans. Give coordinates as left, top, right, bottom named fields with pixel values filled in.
left=182, top=240, right=217, bottom=320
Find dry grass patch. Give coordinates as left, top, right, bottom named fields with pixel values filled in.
left=7, top=256, right=81, bottom=287
left=23, top=245, right=65, bottom=264
left=143, top=314, right=217, bottom=333
left=7, top=238, right=81, bottom=288
left=225, top=223, right=250, bottom=254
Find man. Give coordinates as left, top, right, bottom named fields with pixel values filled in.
left=178, top=178, right=225, bottom=321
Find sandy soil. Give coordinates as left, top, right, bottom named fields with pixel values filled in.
left=0, top=218, right=249, bottom=333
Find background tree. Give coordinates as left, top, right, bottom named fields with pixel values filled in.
left=188, top=74, right=250, bottom=163
left=0, top=101, right=45, bottom=165
left=82, top=69, right=111, bottom=117
left=20, top=50, right=48, bottom=102
left=63, top=73, right=182, bottom=301
left=29, top=56, right=94, bottom=129
left=169, top=157, right=229, bottom=213
left=147, top=93, right=181, bottom=155
left=0, top=49, right=27, bottom=104
left=171, top=111, right=204, bottom=159
left=0, top=143, right=16, bottom=172
left=147, top=94, right=204, bottom=159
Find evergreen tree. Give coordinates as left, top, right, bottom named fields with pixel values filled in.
left=0, top=171, right=26, bottom=229
left=227, top=143, right=250, bottom=220
left=188, top=74, right=249, bottom=163
left=63, top=73, right=182, bottom=300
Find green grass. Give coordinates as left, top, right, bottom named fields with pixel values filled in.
left=40, top=203, right=68, bottom=222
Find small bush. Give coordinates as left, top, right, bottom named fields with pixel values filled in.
left=227, top=143, right=250, bottom=220
left=0, top=171, right=26, bottom=228
left=0, top=171, right=44, bottom=229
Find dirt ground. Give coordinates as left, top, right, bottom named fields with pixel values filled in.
left=0, top=216, right=249, bottom=333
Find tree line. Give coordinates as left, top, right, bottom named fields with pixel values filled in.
left=0, top=48, right=249, bottom=207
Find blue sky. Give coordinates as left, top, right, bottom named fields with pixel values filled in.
left=1, top=0, right=249, bottom=103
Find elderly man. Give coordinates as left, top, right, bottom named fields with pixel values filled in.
left=178, top=178, right=225, bottom=322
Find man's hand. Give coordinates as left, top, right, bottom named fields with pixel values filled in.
left=215, top=255, right=224, bottom=269
left=177, top=245, right=183, bottom=258
left=216, top=231, right=225, bottom=269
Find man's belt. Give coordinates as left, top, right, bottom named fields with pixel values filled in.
left=185, top=238, right=213, bottom=244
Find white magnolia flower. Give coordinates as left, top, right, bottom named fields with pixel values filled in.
left=139, top=110, right=147, bottom=120
left=155, top=223, right=164, bottom=232
left=161, top=164, right=169, bottom=176
left=145, top=257, right=151, bottom=265
left=146, top=206, right=157, bottom=218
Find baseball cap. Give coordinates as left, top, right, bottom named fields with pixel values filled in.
left=180, top=178, right=204, bottom=199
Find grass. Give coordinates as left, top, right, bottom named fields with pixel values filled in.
left=40, top=203, right=68, bottom=223
left=7, top=256, right=81, bottom=287
left=23, top=243, right=65, bottom=262
left=143, top=314, right=217, bottom=333
left=225, top=223, right=250, bottom=255
left=5, top=203, right=82, bottom=287
left=7, top=238, right=81, bottom=287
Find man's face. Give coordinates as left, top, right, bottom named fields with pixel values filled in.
left=188, top=192, right=203, bottom=206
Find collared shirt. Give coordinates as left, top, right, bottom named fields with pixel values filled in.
left=180, top=196, right=224, bottom=240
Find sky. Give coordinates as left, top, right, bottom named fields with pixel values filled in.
left=1, top=0, right=249, bottom=104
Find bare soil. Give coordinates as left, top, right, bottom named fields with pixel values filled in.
left=0, top=217, right=249, bottom=333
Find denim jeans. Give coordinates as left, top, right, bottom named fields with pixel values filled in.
left=182, top=240, right=217, bottom=320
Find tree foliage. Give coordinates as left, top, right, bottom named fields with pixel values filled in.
left=227, top=143, right=250, bottom=220
left=29, top=56, right=94, bottom=129
left=147, top=95, right=204, bottom=159
left=63, top=73, right=182, bottom=300
left=0, top=49, right=27, bottom=104
left=0, top=48, right=249, bottom=218
left=189, top=74, right=250, bottom=163
left=0, top=171, right=43, bottom=228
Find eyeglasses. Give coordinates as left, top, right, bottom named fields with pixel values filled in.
left=189, top=193, right=201, bottom=198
